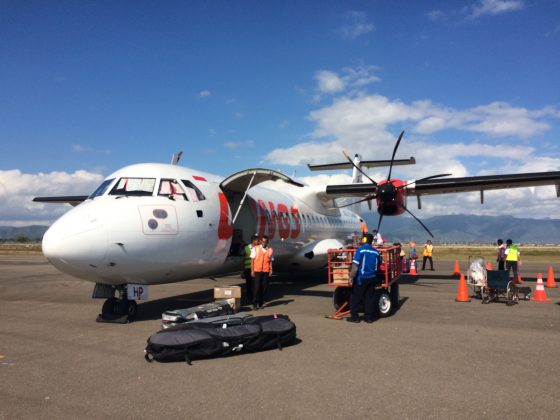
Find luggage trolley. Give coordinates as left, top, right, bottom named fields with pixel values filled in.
left=326, top=245, right=402, bottom=319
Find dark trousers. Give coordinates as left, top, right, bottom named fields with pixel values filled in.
left=505, top=261, right=518, bottom=292
left=422, top=256, right=433, bottom=270
left=253, top=271, right=269, bottom=307
left=350, top=279, right=375, bottom=320
left=243, top=268, right=253, bottom=302
left=498, top=260, right=505, bottom=271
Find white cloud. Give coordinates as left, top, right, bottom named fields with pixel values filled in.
left=224, top=139, right=254, bottom=149
left=428, top=0, right=524, bottom=23
left=0, top=169, right=104, bottom=226
left=470, top=0, right=524, bottom=19
left=198, top=90, right=211, bottom=98
left=315, top=70, right=345, bottom=94
left=72, top=144, right=93, bottom=152
left=340, top=11, right=374, bottom=39
left=314, top=66, right=380, bottom=98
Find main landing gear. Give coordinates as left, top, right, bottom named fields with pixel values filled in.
left=94, top=284, right=138, bottom=323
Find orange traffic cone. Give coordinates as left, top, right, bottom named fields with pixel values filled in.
left=453, top=260, right=460, bottom=276
left=517, top=274, right=523, bottom=284
left=546, top=266, right=557, bottom=288
left=409, top=258, right=418, bottom=275
left=486, top=262, right=493, bottom=270
left=455, top=274, right=471, bottom=302
left=531, top=273, right=550, bottom=302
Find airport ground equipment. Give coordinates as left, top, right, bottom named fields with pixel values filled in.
left=145, top=314, right=296, bottom=364
left=326, top=245, right=402, bottom=319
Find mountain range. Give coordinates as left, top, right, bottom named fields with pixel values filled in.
left=1, top=215, right=559, bottom=244
left=361, top=214, right=560, bottom=244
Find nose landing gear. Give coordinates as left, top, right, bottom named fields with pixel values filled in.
left=95, top=284, right=138, bottom=323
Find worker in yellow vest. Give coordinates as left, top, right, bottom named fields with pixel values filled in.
left=504, top=239, right=521, bottom=296
left=422, top=239, right=434, bottom=271
left=243, top=235, right=260, bottom=303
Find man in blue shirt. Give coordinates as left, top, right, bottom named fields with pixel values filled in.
left=348, top=233, right=383, bottom=323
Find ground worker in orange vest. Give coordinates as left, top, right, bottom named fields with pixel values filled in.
left=250, top=235, right=274, bottom=310
left=422, top=239, right=434, bottom=271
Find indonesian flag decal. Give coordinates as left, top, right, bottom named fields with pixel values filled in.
left=192, top=175, right=207, bottom=182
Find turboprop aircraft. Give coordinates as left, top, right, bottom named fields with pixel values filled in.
left=34, top=132, right=560, bottom=322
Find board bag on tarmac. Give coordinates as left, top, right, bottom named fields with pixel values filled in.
left=145, top=314, right=296, bottom=364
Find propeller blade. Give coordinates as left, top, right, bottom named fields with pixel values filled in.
left=342, top=150, right=377, bottom=186
left=397, top=173, right=452, bottom=190
left=396, top=202, right=434, bottom=238
left=329, top=194, right=376, bottom=209
left=387, top=130, right=405, bottom=182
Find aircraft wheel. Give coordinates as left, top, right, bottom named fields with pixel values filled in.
left=127, top=300, right=138, bottom=321
left=101, top=298, right=117, bottom=316
left=333, top=287, right=351, bottom=310
left=375, top=290, right=392, bottom=318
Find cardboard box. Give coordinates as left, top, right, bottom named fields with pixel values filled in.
left=332, top=269, right=350, bottom=285
left=214, top=286, right=242, bottom=299
left=223, top=297, right=241, bottom=313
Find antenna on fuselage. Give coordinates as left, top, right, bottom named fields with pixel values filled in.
left=171, top=152, right=183, bottom=165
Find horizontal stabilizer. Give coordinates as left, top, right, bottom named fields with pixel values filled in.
left=308, top=157, right=415, bottom=171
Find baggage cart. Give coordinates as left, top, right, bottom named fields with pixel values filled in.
left=326, top=245, right=402, bottom=319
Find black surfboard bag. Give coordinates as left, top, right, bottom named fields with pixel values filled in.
left=145, top=315, right=296, bottom=364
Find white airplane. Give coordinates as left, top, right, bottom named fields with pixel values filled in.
left=34, top=157, right=366, bottom=321
left=34, top=133, right=560, bottom=322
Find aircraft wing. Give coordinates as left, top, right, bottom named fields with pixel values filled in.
left=324, top=171, right=560, bottom=199
left=33, top=196, right=89, bottom=207
left=408, top=171, right=560, bottom=197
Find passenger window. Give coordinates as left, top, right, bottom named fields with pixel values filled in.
left=159, top=179, right=187, bottom=201
left=109, top=177, right=155, bottom=196
left=181, top=180, right=206, bottom=202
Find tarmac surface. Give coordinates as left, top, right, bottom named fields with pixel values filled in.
left=1, top=255, right=559, bottom=419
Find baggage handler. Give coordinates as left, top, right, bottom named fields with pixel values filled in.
left=347, top=233, right=382, bottom=324
left=422, top=239, right=434, bottom=271
left=504, top=239, right=521, bottom=295
left=251, top=235, right=273, bottom=310
left=243, top=235, right=260, bottom=303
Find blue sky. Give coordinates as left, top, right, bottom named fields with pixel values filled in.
left=1, top=0, right=559, bottom=225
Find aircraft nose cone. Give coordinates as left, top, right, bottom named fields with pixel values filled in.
left=42, top=208, right=107, bottom=275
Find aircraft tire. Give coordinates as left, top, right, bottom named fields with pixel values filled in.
left=127, top=300, right=138, bottom=322
left=101, top=297, right=117, bottom=316
left=375, top=290, right=392, bottom=318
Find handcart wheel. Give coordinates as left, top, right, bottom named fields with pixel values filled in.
left=333, top=287, right=351, bottom=310
left=506, top=282, right=516, bottom=306
left=375, top=290, right=392, bottom=318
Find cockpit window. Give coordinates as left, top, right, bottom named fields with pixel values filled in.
left=181, top=180, right=206, bottom=202
left=159, top=179, right=187, bottom=201
left=109, top=177, right=156, bottom=196
left=89, top=178, right=115, bottom=198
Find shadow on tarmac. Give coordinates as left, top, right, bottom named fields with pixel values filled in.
left=134, top=270, right=330, bottom=322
